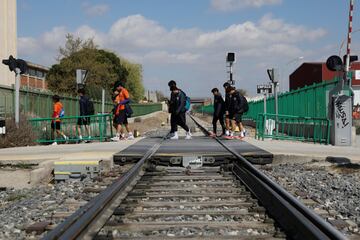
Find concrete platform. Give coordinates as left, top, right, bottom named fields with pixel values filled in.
left=0, top=139, right=141, bottom=188
left=114, top=136, right=273, bottom=165
left=244, top=137, right=360, bottom=164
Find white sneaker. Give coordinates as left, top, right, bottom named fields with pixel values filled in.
left=127, top=133, right=135, bottom=140
left=230, top=131, right=234, bottom=137
left=242, top=129, right=247, bottom=137
left=170, top=132, right=179, bottom=140
left=225, top=130, right=230, bottom=136
left=51, top=142, right=58, bottom=146
left=185, top=131, right=192, bottom=140
left=240, top=131, right=245, bottom=138
left=111, top=136, right=120, bottom=142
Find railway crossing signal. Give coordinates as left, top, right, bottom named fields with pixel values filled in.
left=226, top=52, right=235, bottom=85
left=2, top=55, right=28, bottom=127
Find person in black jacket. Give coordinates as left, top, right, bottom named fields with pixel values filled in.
left=228, top=87, right=246, bottom=138
left=77, top=88, right=91, bottom=141
left=168, top=85, right=191, bottom=140
left=211, top=88, right=226, bottom=136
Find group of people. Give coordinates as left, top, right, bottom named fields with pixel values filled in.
left=50, top=88, right=93, bottom=145
left=211, top=82, right=248, bottom=138
left=50, top=78, right=248, bottom=144
left=50, top=79, right=135, bottom=145
left=165, top=80, right=248, bottom=140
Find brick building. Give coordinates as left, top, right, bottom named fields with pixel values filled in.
left=289, top=62, right=360, bottom=105
left=20, top=61, right=49, bottom=90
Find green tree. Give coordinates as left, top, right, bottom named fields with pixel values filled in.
left=47, top=34, right=144, bottom=102
left=120, top=57, right=144, bottom=102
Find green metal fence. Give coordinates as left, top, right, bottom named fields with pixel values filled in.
left=195, top=78, right=341, bottom=119
left=0, top=85, right=162, bottom=118
left=244, top=78, right=341, bottom=120
left=256, top=113, right=331, bottom=144
left=29, top=114, right=114, bottom=144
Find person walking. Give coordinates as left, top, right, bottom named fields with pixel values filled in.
left=76, top=88, right=92, bottom=142
left=228, top=87, right=248, bottom=138
left=168, top=85, right=192, bottom=140
left=211, top=88, right=226, bottom=136
left=51, top=95, right=67, bottom=145
left=111, top=81, right=134, bottom=141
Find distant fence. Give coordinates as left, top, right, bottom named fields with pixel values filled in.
left=0, top=85, right=162, bottom=118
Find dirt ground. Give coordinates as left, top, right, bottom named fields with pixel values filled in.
left=130, top=112, right=170, bottom=136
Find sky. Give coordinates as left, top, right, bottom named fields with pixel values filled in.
left=17, top=0, right=360, bottom=97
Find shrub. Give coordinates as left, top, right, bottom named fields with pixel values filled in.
left=0, top=115, right=37, bottom=148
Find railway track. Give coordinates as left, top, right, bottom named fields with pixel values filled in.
left=42, top=116, right=346, bottom=240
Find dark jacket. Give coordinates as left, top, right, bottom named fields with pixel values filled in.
left=213, top=94, right=225, bottom=117
left=229, top=91, right=243, bottom=114
left=169, top=90, right=186, bottom=115
left=224, top=92, right=231, bottom=112
left=79, top=95, right=90, bottom=116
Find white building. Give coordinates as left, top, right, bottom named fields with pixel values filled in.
left=0, top=0, right=17, bottom=87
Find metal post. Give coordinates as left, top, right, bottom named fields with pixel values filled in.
left=101, top=88, right=105, bottom=114
left=229, top=63, right=233, bottom=85
left=345, top=0, right=354, bottom=74
left=274, top=82, right=279, bottom=134
left=264, top=93, right=267, bottom=138
left=15, top=68, right=20, bottom=127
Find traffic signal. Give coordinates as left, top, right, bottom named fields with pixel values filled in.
left=2, top=55, right=28, bottom=74
left=226, top=52, right=235, bottom=63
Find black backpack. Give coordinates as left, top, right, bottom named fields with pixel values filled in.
left=86, top=98, right=95, bottom=115
left=240, top=94, right=249, bottom=113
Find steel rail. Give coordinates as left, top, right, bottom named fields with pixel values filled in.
left=189, top=114, right=346, bottom=240
left=42, top=133, right=168, bottom=240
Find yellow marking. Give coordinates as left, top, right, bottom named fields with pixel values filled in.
left=55, top=161, right=100, bottom=165
left=54, top=171, right=72, bottom=175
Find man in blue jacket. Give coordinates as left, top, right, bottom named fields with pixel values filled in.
left=168, top=85, right=191, bottom=140
left=77, top=88, right=91, bottom=142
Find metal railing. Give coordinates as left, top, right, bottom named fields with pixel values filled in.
left=29, top=114, right=114, bottom=144
left=256, top=113, right=331, bottom=144
left=0, top=84, right=162, bottom=118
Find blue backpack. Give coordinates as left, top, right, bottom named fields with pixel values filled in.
left=59, top=108, right=65, bottom=118
left=185, top=96, right=191, bottom=111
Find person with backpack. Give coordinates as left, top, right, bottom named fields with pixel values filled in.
left=228, top=86, right=249, bottom=138
left=211, top=88, right=226, bottom=136
left=168, top=84, right=192, bottom=140
left=77, top=88, right=93, bottom=142
left=111, top=81, right=134, bottom=141
left=51, top=95, right=67, bottom=145
left=223, top=82, right=232, bottom=136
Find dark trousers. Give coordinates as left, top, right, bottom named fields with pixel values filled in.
left=213, top=114, right=226, bottom=135
left=170, top=112, right=189, bottom=133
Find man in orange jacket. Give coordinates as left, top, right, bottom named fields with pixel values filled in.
left=51, top=95, right=67, bottom=145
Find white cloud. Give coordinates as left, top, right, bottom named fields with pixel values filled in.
left=18, top=14, right=327, bottom=96
left=82, top=3, right=109, bottom=17
left=211, top=0, right=282, bottom=11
